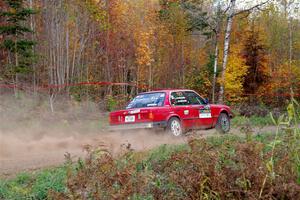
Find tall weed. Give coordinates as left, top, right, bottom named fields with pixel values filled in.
left=50, top=135, right=300, bottom=199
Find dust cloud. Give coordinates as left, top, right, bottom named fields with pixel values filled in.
left=0, top=94, right=187, bottom=177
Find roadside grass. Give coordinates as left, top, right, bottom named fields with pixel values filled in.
left=231, top=115, right=273, bottom=127
left=1, top=130, right=299, bottom=200
left=0, top=167, right=66, bottom=200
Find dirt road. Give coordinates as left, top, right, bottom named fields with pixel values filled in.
left=0, top=129, right=187, bottom=177
left=0, top=125, right=277, bottom=178
left=0, top=94, right=279, bottom=178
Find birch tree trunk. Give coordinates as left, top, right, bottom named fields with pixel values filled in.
left=212, top=34, right=219, bottom=103
left=218, top=0, right=236, bottom=104
left=211, top=5, right=223, bottom=104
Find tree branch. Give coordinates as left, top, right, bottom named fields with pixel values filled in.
left=234, top=0, right=270, bottom=16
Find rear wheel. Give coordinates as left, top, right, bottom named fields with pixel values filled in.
left=167, top=117, right=182, bottom=136
left=216, top=113, right=230, bottom=133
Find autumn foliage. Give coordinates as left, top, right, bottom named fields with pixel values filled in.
left=0, top=0, right=300, bottom=107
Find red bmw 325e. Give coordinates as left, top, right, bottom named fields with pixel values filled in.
left=109, top=89, right=234, bottom=136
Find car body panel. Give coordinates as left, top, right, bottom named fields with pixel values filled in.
left=109, top=89, right=233, bottom=132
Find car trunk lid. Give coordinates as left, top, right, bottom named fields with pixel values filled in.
left=110, top=108, right=154, bottom=125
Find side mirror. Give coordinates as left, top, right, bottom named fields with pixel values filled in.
left=204, top=98, right=209, bottom=104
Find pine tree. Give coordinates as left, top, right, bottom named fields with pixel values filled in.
left=0, top=0, right=36, bottom=76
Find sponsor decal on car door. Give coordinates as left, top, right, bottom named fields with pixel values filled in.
left=199, top=105, right=212, bottom=118
left=197, top=105, right=213, bottom=128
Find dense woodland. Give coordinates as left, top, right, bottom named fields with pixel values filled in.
left=1, top=0, right=300, bottom=106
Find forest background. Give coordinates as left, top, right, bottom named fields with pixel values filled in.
left=1, top=0, right=300, bottom=109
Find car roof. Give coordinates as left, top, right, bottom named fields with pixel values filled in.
left=139, top=89, right=195, bottom=94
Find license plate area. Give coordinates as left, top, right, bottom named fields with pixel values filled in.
left=125, top=115, right=135, bottom=123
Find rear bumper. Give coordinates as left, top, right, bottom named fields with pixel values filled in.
left=109, top=121, right=167, bottom=131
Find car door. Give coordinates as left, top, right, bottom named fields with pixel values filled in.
left=184, top=91, right=213, bottom=129
left=170, top=91, right=195, bottom=129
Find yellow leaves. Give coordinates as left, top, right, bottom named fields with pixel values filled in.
left=129, top=1, right=159, bottom=86
left=134, top=19, right=155, bottom=85
left=135, top=30, right=154, bottom=68
left=9, top=8, right=16, bottom=14
left=184, top=68, right=211, bottom=96
left=84, top=0, right=107, bottom=28
left=294, top=40, right=300, bottom=53
left=222, top=45, right=249, bottom=103
left=92, top=0, right=101, bottom=3
left=111, top=0, right=130, bottom=30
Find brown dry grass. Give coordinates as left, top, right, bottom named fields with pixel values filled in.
left=51, top=137, right=300, bottom=200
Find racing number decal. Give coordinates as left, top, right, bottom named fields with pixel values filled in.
left=199, top=105, right=212, bottom=118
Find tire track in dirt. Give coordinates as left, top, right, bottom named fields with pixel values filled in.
left=0, top=130, right=187, bottom=177
left=0, top=126, right=277, bottom=178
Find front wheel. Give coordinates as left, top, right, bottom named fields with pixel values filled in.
left=167, top=117, right=182, bottom=136
left=216, top=113, right=230, bottom=134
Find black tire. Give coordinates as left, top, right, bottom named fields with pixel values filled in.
left=167, top=117, right=182, bottom=136
left=216, top=113, right=230, bottom=134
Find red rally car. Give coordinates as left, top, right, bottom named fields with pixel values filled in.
left=109, top=89, right=234, bottom=136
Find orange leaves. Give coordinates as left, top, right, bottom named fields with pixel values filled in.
left=109, top=0, right=130, bottom=32
left=263, top=62, right=300, bottom=99
left=135, top=30, right=154, bottom=67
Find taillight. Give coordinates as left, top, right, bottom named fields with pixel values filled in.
left=149, top=112, right=154, bottom=120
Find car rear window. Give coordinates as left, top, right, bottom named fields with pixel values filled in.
left=126, top=92, right=166, bottom=109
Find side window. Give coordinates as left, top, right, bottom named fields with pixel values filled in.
left=170, top=92, right=189, bottom=106
left=184, top=91, right=205, bottom=105
left=155, top=93, right=166, bottom=107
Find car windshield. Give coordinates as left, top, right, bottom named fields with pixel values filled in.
left=126, top=92, right=166, bottom=109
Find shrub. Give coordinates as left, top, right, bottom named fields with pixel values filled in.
left=238, top=104, right=270, bottom=117
left=106, top=95, right=118, bottom=111
left=105, top=94, right=130, bottom=111
left=50, top=135, right=300, bottom=200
